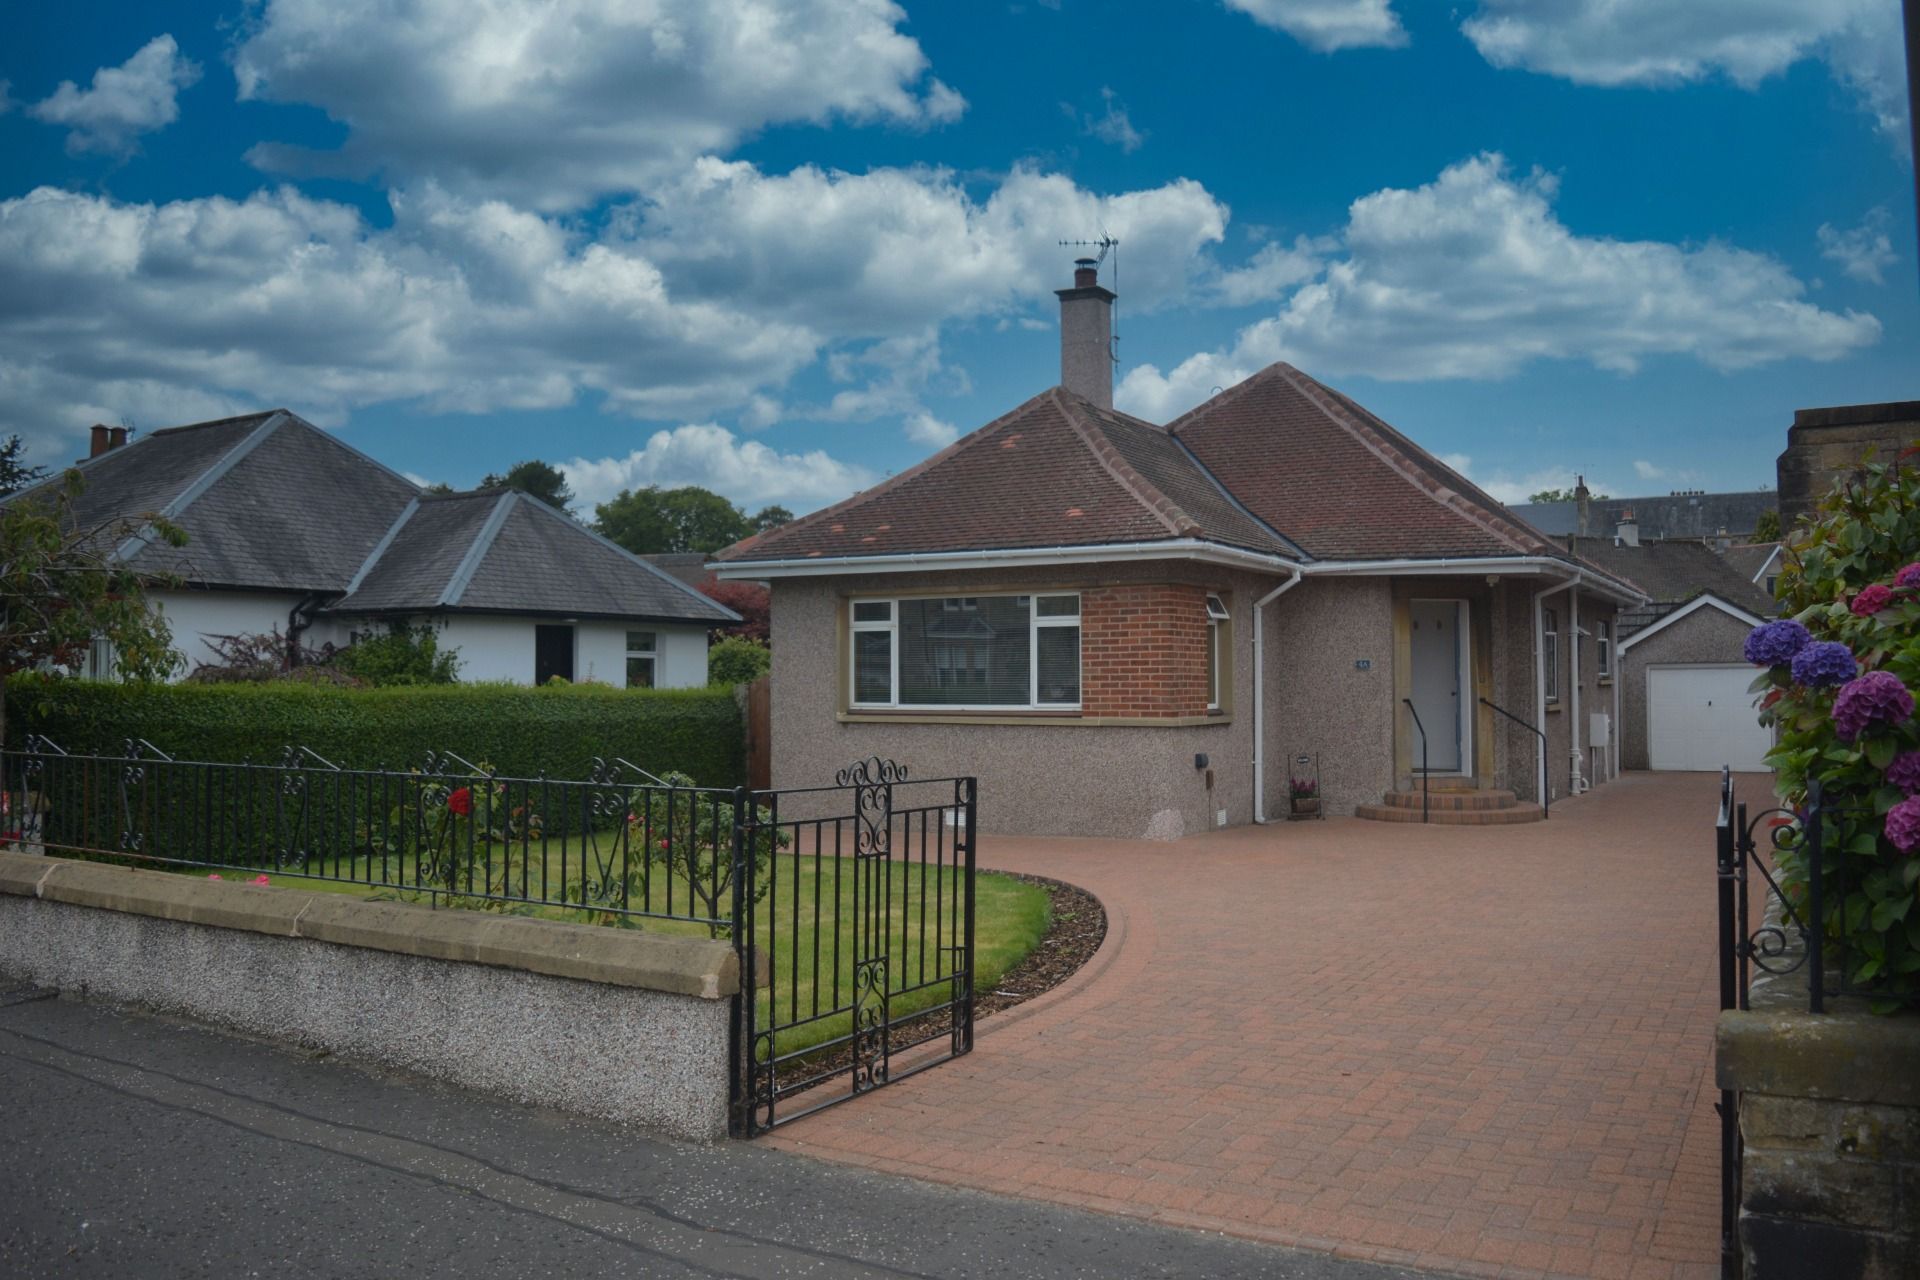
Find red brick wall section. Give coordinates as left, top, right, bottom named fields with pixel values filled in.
left=1080, top=584, right=1213, bottom=717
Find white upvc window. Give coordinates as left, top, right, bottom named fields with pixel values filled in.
left=625, top=631, right=657, bottom=689
left=1205, top=593, right=1230, bottom=712
left=1543, top=607, right=1560, bottom=701
left=83, top=637, right=118, bottom=682
left=1596, top=619, right=1612, bottom=679
left=850, top=593, right=1081, bottom=711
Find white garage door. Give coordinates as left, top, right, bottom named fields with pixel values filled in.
left=1647, top=665, right=1772, bottom=771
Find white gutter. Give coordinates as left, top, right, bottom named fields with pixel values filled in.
left=1300, top=556, right=1643, bottom=605
left=1251, top=568, right=1305, bottom=825
left=712, top=539, right=1306, bottom=580
left=1532, top=574, right=1576, bottom=810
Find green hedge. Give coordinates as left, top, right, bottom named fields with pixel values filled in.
left=6, top=675, right=744, bottom=788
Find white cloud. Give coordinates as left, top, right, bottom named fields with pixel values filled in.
left=903, top=411, right=960, bottom=448
left=1066, top=87, right=1145, bottom=152
left=1633, top=459, right=1664, bottom=481
left=1818, top=208, right=1899, bottom=285
left=0, top=184, right=819, bottom=454
left=1118, top=153, right=1880, bottom=420
left=1209, top=235, right=1333, bottom=306
left=1460, top=0, right=1909, bottom=142
left=29, top=34, right=200, bottom=155
left=1223, top=0, right=1407, bottom=51
left=561, top=423, right=877, bottom=511
left=233, top=0, right=964, bottom=209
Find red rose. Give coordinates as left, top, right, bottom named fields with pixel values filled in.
left=447, top=787, right=473, bottom=816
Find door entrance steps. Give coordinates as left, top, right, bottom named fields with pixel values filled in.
left=1355, top=781, right=1544, bottom=825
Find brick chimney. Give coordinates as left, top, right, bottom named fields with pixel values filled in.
left=1055, top=258, right=1115, bottom=409
left=1574, top=474, right=1590, bottom=536
left=88, top=424, right=111, bottom=459
left=108, top=426, right=128, bottom=450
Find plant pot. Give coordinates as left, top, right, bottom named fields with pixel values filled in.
left=1290, top=797, right=1320, bottom=816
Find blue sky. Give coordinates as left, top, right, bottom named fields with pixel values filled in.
left=2, top=0, right=1912, bottom=514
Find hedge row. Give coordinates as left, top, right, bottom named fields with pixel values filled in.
left=6, top=675, right=745, bottom=788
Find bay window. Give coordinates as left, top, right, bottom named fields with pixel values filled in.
left=851, top=593, right=1080, bottom=710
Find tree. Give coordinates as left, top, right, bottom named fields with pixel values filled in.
left=1754, top=508, right=1781, bottom=541
left=1527, top=487, right=1609, bottom=503
left=698, top=575, right=769, bottom=642
left=480, top=459, right=574, bottom=511
left=751, top=504, right=794, bottom=533
left=595, top=485, right=752, bottom=554
left=0, top=436, right=48, bottom=498
left=0, top=469, right=185, bottom=752
left=706, top=636, right=771, bottom=686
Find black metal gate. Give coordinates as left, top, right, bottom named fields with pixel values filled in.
left=1714, top=769, right=1816, bottom=1280
left=734, top=759, right=976, bottom=1135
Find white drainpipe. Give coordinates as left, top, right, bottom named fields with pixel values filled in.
left=1532, top=575, right=1575, bottom=810
left=1252, top=568, right=1305, bottom=824
left=1569, top=583, right=1587, bottom=795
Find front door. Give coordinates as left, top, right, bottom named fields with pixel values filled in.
left=534, top=624, right=575, bottom=685
left=1408, top=600, right=1466, bottom=772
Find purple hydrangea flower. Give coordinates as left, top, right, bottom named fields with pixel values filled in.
left=1832, top=671, right=1915, bottom=741
left=1791, top=641, right=1857, bottom=688
left=1887, top=794, right=1920, bottom=853
left=1895, top=563, right=1920, bottom=589
left=1743, top=619, right=1812, bottom=666
left=1887, top=751, right=1920, bottom=795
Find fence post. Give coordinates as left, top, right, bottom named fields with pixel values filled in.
left=1806, top=779, right=1824, bottom=1015
left=1714, top=767, right=1742, bottom=1280
left=728, top=784, right=750, bottom=1136
left=962, top=775, right=977, bottom=1054
left=1716, top=769, right=1738, bottom=1016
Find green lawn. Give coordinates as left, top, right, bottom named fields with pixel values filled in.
left=198, top=832, right=1050, bottom=1057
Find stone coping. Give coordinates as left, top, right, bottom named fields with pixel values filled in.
left=1717, top=1008, right=1920, bottom=1107
left=0, top=852, right=739, bottom=1000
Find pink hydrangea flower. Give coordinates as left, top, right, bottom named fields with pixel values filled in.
left=252, top=874, right=271, bottom=885
left=1887, top=794, right=1920, bottom=853
left=1850, top=583, right=1894, bottom=616
left=206, top=873, right=222, bottom=881
left=1895, top=563, right=1920, bottom=589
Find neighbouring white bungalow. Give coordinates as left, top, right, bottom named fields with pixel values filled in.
left=14, top=414, right=736, bottom=684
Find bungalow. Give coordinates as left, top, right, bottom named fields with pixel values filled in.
left=15, top=413, right=736, bottom=684
left=713, top=261, right=1646, bottom=838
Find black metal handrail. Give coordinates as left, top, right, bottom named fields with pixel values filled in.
left=1479, top=697, right=1550, bottom=819
left=1400, top=698, right=1428, bottom=823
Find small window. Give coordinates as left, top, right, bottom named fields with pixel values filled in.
left=1543, top=607, right=1559, bottom=701
left=1764, top=574, right=1779, bottom=597
left=1596, top=619, right=1612, bottom=679
left=852, top=601, right=893, bottom=624
left=1206, top=594, right=1229, bottom=711
left=625, top=630, right=656, bottom=689
left=83, top=637, right=118, bottom=682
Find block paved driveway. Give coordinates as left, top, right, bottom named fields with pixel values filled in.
left=769, top=772, right=1751, bottom=1280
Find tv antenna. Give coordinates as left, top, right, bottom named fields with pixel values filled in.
left=1059, top=231, right=1121, bottom=371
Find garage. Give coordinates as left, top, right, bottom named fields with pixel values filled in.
left=1646, top=664, right=1772, bottom=771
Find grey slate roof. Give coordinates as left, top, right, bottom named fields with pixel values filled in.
left=8, top=411, right=421, bottom=592
left=1562, top=535, right=1777, bottom=636
left=1721, top=542, right=1781, bottom=584
left=9, top=409, right=731, bottom=626
left=1516, top=491, right=1778, bottom=541
left=641, top=553, right=714, bottom=590
left=327, top=491, right=737, bottom=623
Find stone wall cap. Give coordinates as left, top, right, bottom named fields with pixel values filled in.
left=1717, top=1008, right=1920, bottom=1106
left=0, top=852, right=738, bottom=999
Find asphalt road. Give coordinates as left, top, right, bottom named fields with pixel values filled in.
left=0, top=985, right=1426, bottom=1280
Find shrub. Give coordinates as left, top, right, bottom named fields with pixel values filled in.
left=6, top=675, right=745, bottom=786
left=333, top=621, right=460, bottom=686
left=707, top=636, right=770, bottom=687
left=1750, top=450, right=1920, bottom=1008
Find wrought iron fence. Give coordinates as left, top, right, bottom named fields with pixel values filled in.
left=3, top=736, right=746, bottom=932
left=1, top=737, right=980, bottom=1135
